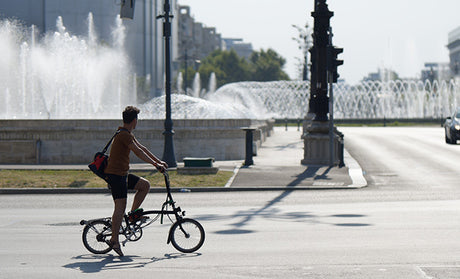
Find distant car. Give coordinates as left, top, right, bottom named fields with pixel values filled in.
left=445, top=107, right=460, bottom=144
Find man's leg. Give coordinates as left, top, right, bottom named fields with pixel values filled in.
left=111, top=198, right=127, bottom=244
left=131, top=177, right=150, bottom=211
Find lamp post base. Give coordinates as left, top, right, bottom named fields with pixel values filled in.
left=301, top=121, right=342, bottom=166
left=162, top=129, right=177, bottom=168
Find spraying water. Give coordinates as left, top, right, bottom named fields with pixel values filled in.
left=140, top=79, right=460, bottom=119
left=0, top=14, right=135, bottom=119
left=1, top=14, right=458, bottom=120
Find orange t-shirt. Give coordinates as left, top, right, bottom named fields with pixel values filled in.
left=105, top=128, right=134, bottom=176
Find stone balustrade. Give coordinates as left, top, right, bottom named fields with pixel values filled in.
left=0, top=119, right=274, bottom=164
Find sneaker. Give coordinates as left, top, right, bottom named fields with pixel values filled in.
left=128, top=208, right=144, bottom=223
left=105, top=240, right=124, bottom=257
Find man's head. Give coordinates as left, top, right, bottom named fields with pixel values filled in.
left=122, top=106, right=140, bottom=124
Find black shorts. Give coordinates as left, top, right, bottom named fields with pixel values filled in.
left=106, top=173, right=140, bottom=200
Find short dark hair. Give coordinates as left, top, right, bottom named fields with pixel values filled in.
left=122, top=106, right=140, bottom=124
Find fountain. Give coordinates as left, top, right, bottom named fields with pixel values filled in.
left=208, top=72, right=217, bottom=95
left=0, top=14, right=277, bottom=165
left=1, top=14, right=459, bottom=121
left=0, top=14, right=135, bottom=119
left=140, top=94, right=259, bottom=119
left=176, top=72, right=184, bottom=94
left=133, top=78, right=460, bottom=120
left=203, top=79, right=459, bottom=120
left=191, top=72, right=201, bottom=98
left=2, top=14, right=460, bottom=164
left=334, top=80, right=459, bottom=119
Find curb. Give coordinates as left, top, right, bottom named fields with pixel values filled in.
left=0, top=185, right=363, bottom=195
left=343, top=149, right=367, bottom=188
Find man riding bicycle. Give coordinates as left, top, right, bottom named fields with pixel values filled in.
left=104, top=106, right=167, bottom=256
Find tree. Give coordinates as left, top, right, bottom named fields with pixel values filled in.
left=178, top=48, right=290, bottom=90
left=249, top=49, right=289, bottom=81
left=198, top=49, right=252, bottom=88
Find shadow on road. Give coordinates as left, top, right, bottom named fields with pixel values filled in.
left=211, top=173, right=372, bottom=234
left=63, top=253, right=201, bottom=273
left=287, top=166, right=333, bottom=186
left=214, top=186, right=315, bottom=235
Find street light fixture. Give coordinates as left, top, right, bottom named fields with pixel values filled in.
left=120, top=0, right=135, bottom=19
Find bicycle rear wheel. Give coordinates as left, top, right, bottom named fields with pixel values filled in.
left=169, top=218, right=205, bottom=253
left=82, top=220, right=112, bottom=254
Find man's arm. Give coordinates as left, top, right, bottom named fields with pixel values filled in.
left=128, top=140, right=167, bottom=171
left=133, top=138, right=159, bottom=163
left=132, top=138, right=168, bottom=168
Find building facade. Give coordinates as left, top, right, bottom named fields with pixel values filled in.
left=448, top=26, right=460, bottom=77
left=177, top=5, right=222, bottom=71
left=222, top=38, right=253, bottom=59
left=421, top=63, right=451, bottom=82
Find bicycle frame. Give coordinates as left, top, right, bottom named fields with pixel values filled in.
left=141, top=171, right=186, bottom=225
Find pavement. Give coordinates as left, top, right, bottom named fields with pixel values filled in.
left=0, top=126, right=366, bottom=193
left=224, top=126, right=367, bottom=190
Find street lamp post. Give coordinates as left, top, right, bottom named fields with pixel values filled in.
left=157, top=0, right=177, bottom=168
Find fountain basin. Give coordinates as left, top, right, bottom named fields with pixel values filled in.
left=0, top=119, right=274, bottom=164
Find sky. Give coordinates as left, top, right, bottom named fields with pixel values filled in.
left=177, top=0, right=460, bottom=84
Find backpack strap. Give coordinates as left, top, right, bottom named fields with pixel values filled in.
left=101, top=131, right=118, bottom=154
left=101, top=128, right=131, bottom=153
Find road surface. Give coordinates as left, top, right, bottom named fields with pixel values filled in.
left=1, top=127, right=460, bottom=278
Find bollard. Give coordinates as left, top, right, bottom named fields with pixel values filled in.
left=338, top=133, right=345, bottom=167
left=242, top=128, right=255, bottom=166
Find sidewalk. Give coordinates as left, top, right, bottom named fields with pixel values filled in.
left=0, top=126, right=366, bottom=193
left=225, top=126, right=366, bottom=189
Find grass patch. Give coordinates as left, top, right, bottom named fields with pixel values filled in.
left=0, top=169, right=233, bottom=188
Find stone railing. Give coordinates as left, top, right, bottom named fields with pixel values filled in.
left=0, top=119, right=274, bottom=164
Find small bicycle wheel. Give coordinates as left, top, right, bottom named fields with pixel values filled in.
left=169, top=218, right=205, bottom=253
left=82, top=220, right=112, bottom=254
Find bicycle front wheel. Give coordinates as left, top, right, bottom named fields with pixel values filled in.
left=82, top=220, right=112, bottom=254
left=169, top=218, right=205, bottom=253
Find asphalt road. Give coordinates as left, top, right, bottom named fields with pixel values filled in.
left=1, top=127, right=460, bottom=278
left=342, top=126, right=460, bottom=197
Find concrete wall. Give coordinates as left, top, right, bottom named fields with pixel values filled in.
left=0, top=119, right=274, bottom=164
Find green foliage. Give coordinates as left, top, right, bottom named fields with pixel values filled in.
left=249, top=49, right=290, bottom=81
left=199, top=49, right=252, bottom=88
left=178, top=48, right=290, bottom=89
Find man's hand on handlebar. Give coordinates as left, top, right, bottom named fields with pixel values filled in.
left=155, top=161, right=168, bottom=173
